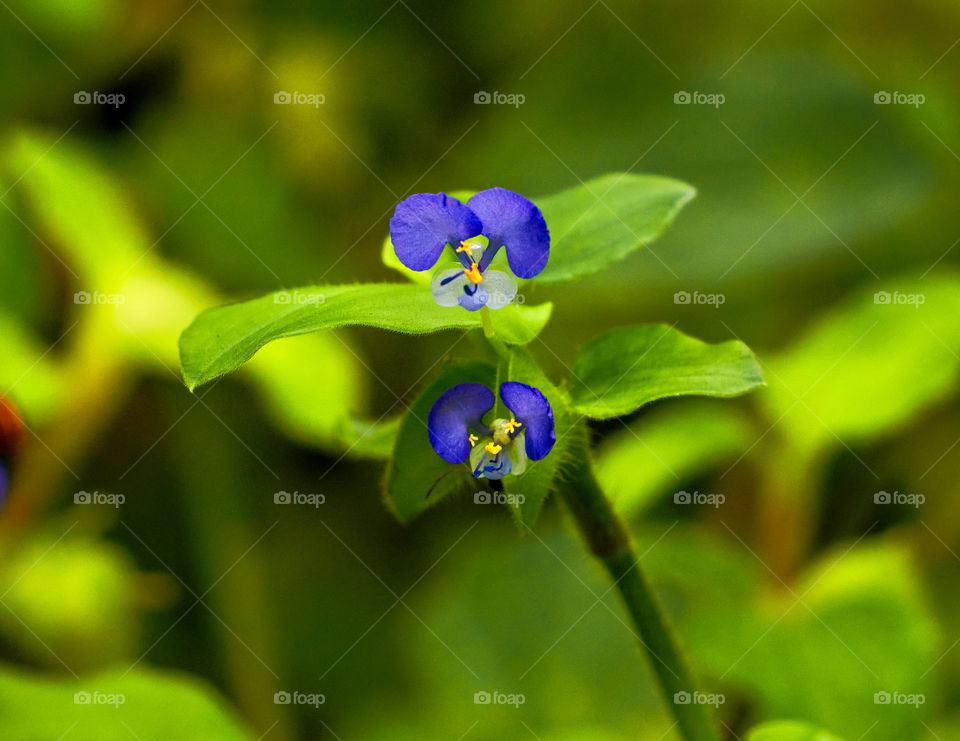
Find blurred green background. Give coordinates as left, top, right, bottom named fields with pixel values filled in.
left=1, top=0, right=960, bottom=738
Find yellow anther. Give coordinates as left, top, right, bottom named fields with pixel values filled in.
left=503, top=418, right=522, bottom=435
left=484, top=442, right=502, bottom=456
left=468, top=434, right=478, bottom=447
left=463, top=263, right=483, bottom=284
left=456, top=240, right=476, bottom=254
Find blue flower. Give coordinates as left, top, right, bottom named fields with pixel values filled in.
left=427, top=381, right=556, bottom=480
left=389, top=188, right=550, bottom=311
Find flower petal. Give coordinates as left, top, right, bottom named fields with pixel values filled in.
left=457, top=283, right=489, bottom=312
left=431, top=264, right=469, bottom=307
left=478, top=267, right=517, bottom=310
left=470, top=443, right=513, bottom=480
left=509, top=433, right=528, bottom=475
left=468, top=188, right=550, bottom=278
left=428, top=383, right=495, bottom=463
left=390, top=193, right=482, bottom=271
left=499, top=381, right=555, bottom=460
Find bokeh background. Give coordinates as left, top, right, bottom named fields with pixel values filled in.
left=1, top=0, right=959, bottom=738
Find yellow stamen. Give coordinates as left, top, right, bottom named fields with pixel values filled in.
left=503, top=418, right=522, bottom=435
left=456, top=240, right=476, bottom=254
left=468, top=434, right=478, bottom=447
left=484, top=442, right=502, bottom=456
left=463, top=263, right=483, bottom=284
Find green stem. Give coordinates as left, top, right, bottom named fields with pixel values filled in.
left=558, top=429, right=720, bottom=741
left=480, top=305, right=495, bottom=338
left=479, top=306, right=510, bottom=361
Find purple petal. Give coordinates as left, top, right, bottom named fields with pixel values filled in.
left=390, top=193, right=482, bottom=271
left=428, top=383, right=495, bottom=463
left=457, top=283, right=489, bottom=311
left=500, top=381, right=555, bottom=461
left=468, top=188, right=550, bottom=278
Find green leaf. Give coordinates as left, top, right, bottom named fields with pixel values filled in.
left=746, top=721, right=846, bottom=741
left=664, top=536, right=937, bottom=741
left=0, top=531, right=140, bottom=672
left=0, top=311, right=65, bottom=425
left=385, top=361, right=497, bottom=522
left=535, top=174, right=695, bottom=283
left=488, top=301, right=553, bottom=346
left=570, top=325, right=764, bottom=419
left=594, top=400, right=755, bottom=515
left=0, top=664, right=253, bottom=740
left=5, top=131, right=145, bottom=283
left=763, top=273, right=960, bottom=454
left=502, top=347, right=572, bottom=527
left=179, top=284, right=552, bottom=390
left=5, top=130, right=374, bottom=453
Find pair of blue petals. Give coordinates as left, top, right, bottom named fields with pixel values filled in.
left=389, top=188, right=550, bottom=311
left=428, top=381, right=556, bottom=477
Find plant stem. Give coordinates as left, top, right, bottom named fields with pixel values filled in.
left=480, top=306, right=495, bottom=338
left=558, top=429, right=720, bottom=741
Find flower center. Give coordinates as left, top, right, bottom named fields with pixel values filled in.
left=463, top=263, right=483, bottom=284
left=490, top=417, right=522, bottom=445
left=457, top=239, right=485, bottom=284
